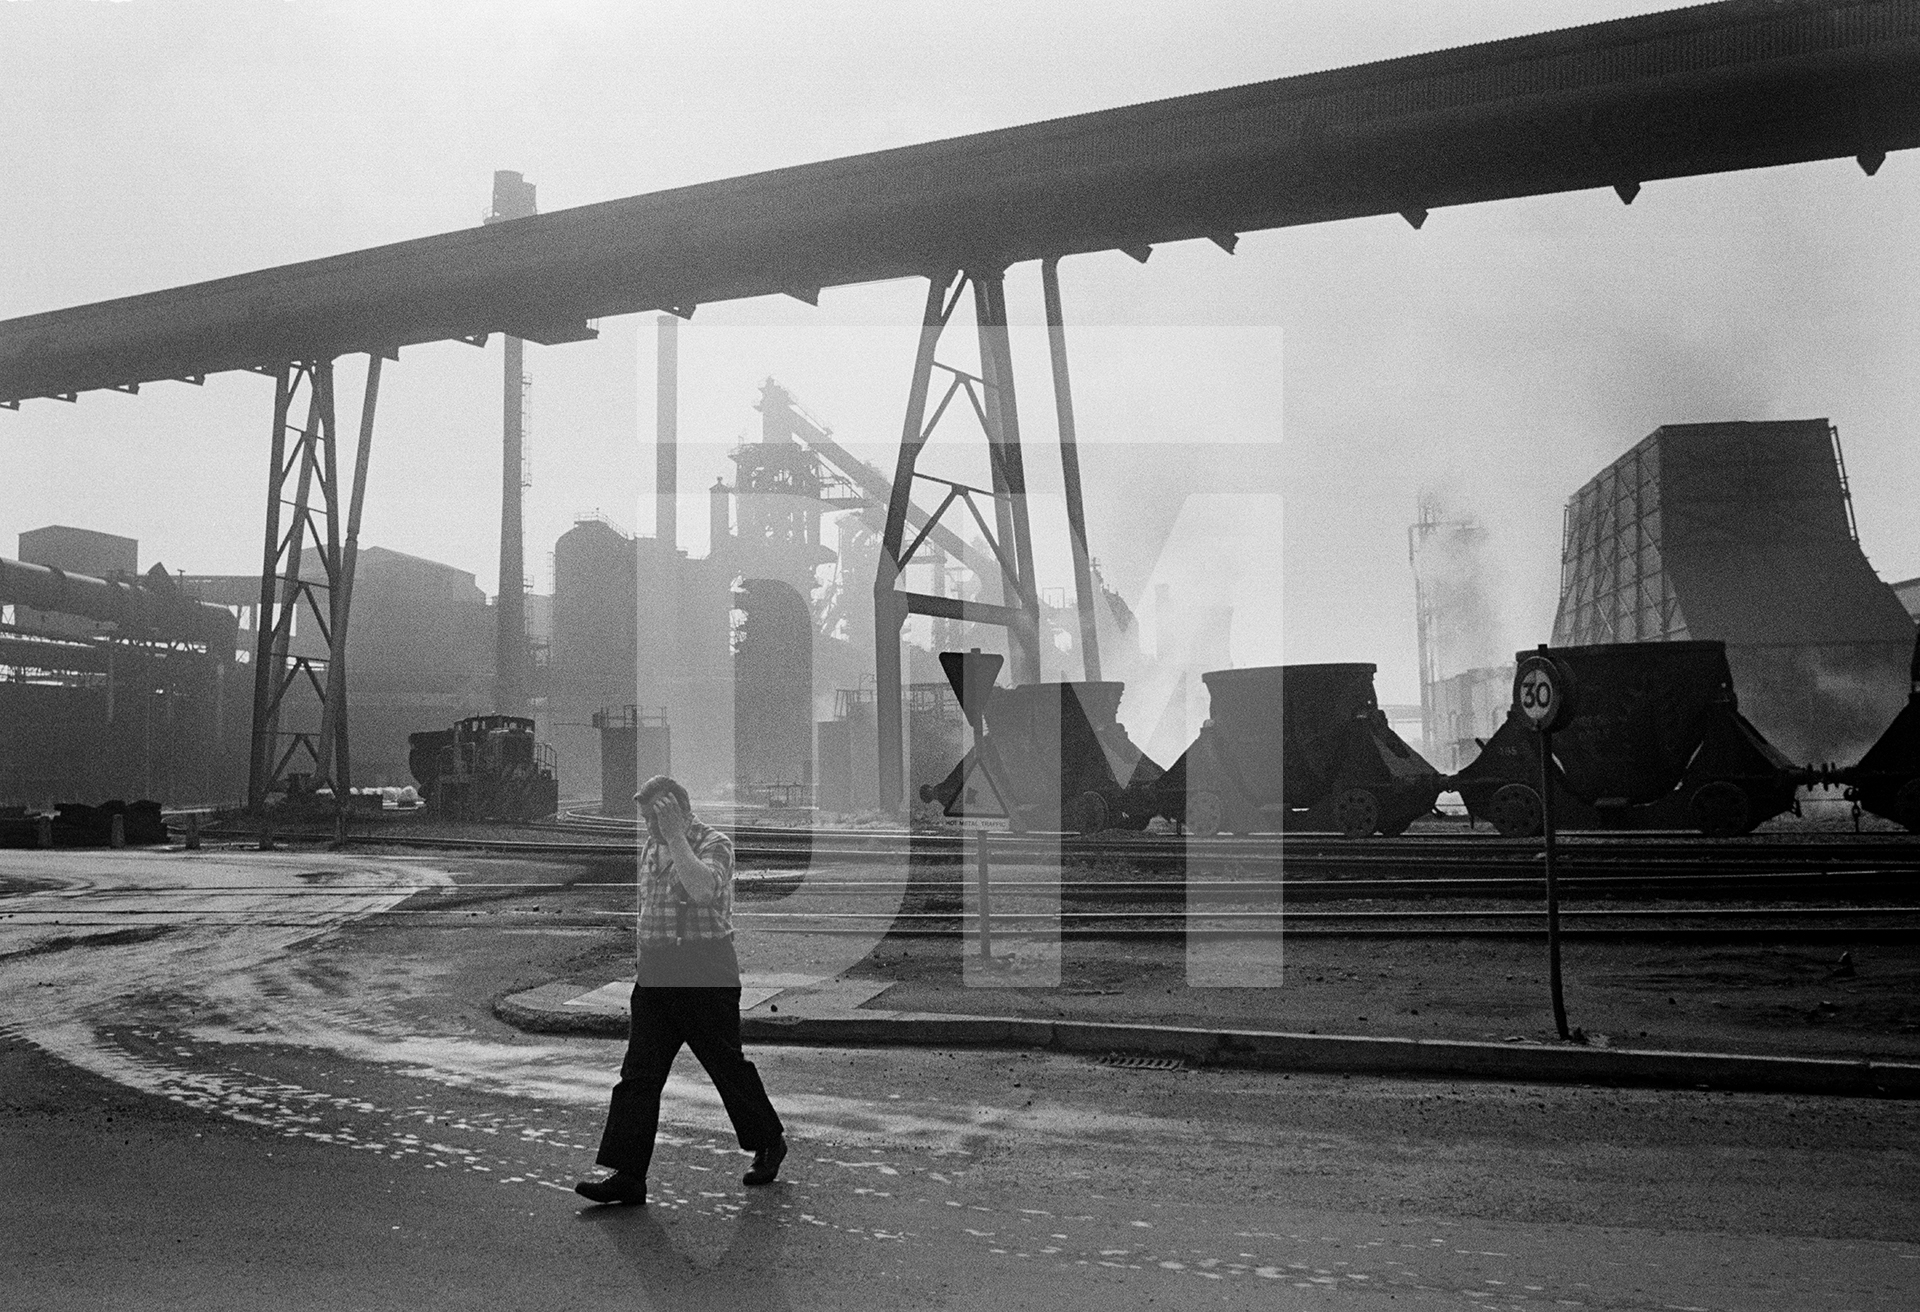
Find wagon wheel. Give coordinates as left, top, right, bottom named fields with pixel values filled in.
left=1487, top=783, right=1543, bottom=838
left=1066, top=791, right=1110, bottom=836
left=1688, top=780, right=1751, bottom=837
left=1185, top=790, right=1226, bottom=838
left=1896, top=778, right=1920, bottom=833
left=1333, top=788, right=1380, bottom=839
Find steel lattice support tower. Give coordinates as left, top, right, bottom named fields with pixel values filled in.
left=247, top=356, right=383, bottom=811
left=873, top=264, right=1102, bottom=813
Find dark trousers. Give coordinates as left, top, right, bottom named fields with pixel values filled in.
left=594, top=983, right=785, bottom=1177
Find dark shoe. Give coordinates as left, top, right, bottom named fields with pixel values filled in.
left=574, top=1172, right=646, bottom=1205
left=742, top=1138, right=787, bottom=1186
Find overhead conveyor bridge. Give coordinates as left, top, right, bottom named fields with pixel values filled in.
left=5, top=0, right=1918, bottom=407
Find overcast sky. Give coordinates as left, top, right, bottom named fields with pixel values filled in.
left=4, top=0, right=1917, bottom=704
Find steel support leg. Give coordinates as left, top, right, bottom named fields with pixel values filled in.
left=874, top=266, right=1057, bottom=814
left=263, top=363, right=328, bottom=798
left=308, top=364, right=345, bottom=778
left=317, top=355, right=383, bottom=810
left=246, top=369, right=293, bottom=807
left=1041, top=257, right=1102, bottom=682
left=877, top=275, right=959, bottom=813
left=971, top=271, right=1041, bottom=684
left=249, top=365, right=308, bottom=810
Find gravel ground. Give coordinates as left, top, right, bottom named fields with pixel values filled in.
left=477, top=892, right=1920, bottom=1060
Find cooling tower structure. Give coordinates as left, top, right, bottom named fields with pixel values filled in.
left=1552, top=420, right=1917, bottom=766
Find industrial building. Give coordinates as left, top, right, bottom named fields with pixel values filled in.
left=0, top=520, right=535, bottom=807
left=547, top=366, right=844, bottom=805
left=1409, top=499, right=1515, bottom=773
left=1, top=527, right=244, bottom=806
left=1551, top=420, right=1917, bottom=766
left=549, top=512, right=735, bottom=801
left=304, top=546, right=503, bottom=788
left=180, top=546, right=512, bottom=790
left=1, top=374, right=1118, bottom=819
left=552, top=370, right=972, bottom=811
left=551, top=366, right=1097, bottom=816
left=1420, top=667, right=1513, bottom=776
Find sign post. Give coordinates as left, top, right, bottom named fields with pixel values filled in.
left=1515, top=648, right=1573, bottom=1041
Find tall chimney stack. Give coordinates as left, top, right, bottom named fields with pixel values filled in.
left=710, top=477, right=731, bottom=552
left=656, top=314, right=678, bottom=553
left=487, top=170, right=537, bottom=717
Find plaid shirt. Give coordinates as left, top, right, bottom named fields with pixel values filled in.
left=635, top=820, right=736, bottom=946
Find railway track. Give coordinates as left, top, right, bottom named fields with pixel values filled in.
left=232, top=818, right=1920, bottom=888
left=17, top=900, right=1919, bottom=942
left=39, top=846, right=1920, bottom=946
left=331, top=809, right=1920, bottom=862
left=166, top=811, right=1920, bottom=940
left=190, top=829, right=1920, bottom=902
left=552, top=809, right=1920, bottom=863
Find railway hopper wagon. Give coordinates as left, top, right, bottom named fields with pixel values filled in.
left=407, top=715, right=560, bottom=823
left=1447, top=640, right=1798, bottom=838
left=1834, top=629, right=1920, bottom=831
left=919, top=651, right=1164, bottom=834
left=1156, top=663, right=1442, bottom=838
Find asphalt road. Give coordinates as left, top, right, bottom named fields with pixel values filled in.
left=4, top=848, right=1918, bottom=1311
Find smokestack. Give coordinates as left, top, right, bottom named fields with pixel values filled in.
left=656, top=314, right=678, bottom=553
left=760, top=379, right=791, bottom=443
left=487, top=170, right=537, bottom=717
left=710, top=478, right=731, bottom=552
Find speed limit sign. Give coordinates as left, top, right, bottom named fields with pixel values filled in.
left=1514, top=653, right=1573, bottom=733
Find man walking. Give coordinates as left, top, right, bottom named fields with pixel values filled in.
left=576, top=775, right=787, bottom=1206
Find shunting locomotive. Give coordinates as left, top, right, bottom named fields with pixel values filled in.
left=407, top=715, right=559, bottom=823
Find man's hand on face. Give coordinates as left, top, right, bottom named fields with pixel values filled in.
left=650, top=795, right=690, bottom=845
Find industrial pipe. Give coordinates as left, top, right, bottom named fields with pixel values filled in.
left=0, top=556, right=238, bottom=656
